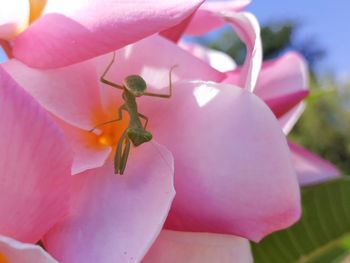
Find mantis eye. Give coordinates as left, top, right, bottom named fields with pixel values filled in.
left=123, top=75, right=147, bottom=97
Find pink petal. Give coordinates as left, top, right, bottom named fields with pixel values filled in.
left=179, top=41, right=237, bottom=72
left=3, top=59, right=118, bottom=173
left=180, top=2, right=261, bottom=91
left=203, top=0, right=251, bottom=12
left=160, top=13, right=196, bottom=42
left=0, top=0, right=29, bottom=40
left=51, top=116, right=112, bottom=175
left=184, top=9, right=262, bottom=92
left=3, top=59, right=104, bottom=130
left=0, top=67, right=72, bottom=243
left=279, top=103, right=305, bottom=134
left=289, top=142, right=341, bottom=186
left=0, top=235, right=58, bottom=263
left=222, top=12, right=262, bottom=91
left=142, top=81, right=300, bottom=242
left=142, top=230, right=253, bottom=263
left=255, top=52, right=308, bottom=99
left=43, top=142, right=175, bottom=263
left=13, top=0, right=204, bottom=68
left=254, top=52, right=309, bottom=133
left=95, top=35, right=225, bottom=110
left=264, top=90, right=309, bottom=119
left=185, top=0, right=251, bottom=35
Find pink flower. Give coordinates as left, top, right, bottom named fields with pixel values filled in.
left=5, top=31, right=300, bottom=245
left=1, top=0, right=303, bottom=261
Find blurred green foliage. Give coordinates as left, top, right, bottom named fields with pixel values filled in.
left=199, top=22, right=350, bottom=174
left=291, top=79, right=350, bottom=174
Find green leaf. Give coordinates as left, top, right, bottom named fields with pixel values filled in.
left=306, top=88, right=336, bottom=104
left=252, top=177, right=350, bottom=263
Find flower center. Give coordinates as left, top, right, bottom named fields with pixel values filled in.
left=98, top=133, right=115, bottom=146
left=92, top=111, right=129, bottom=149
left=0, top=252, right=9, bottom=263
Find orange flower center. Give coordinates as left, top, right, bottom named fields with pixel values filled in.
left=98, top=133, right=115, bottom=147
left=0, top=252, right=9, bottom=263
left=90, top=107, right=129, bottom=150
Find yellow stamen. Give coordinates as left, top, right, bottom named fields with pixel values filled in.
left=0, top=252, right=10, bottom=263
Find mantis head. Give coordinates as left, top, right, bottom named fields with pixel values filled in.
left=123, top=75, right=147, bottom=97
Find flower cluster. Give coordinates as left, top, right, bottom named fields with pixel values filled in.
left=0, top=0, right=339, bottom=262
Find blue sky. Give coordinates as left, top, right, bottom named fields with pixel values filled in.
left=247, top=0, right=349, bottom=81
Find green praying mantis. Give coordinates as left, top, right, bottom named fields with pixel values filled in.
left=90, top=52, right=177, bottom=174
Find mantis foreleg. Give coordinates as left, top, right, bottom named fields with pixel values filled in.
left=100, top=52, right=124, bottom=90
left=144, top=65, right=177, bottom=98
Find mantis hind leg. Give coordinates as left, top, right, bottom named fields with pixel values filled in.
left=114, top=129, right=129, bottom=175
left=119, top=136, right=131, bottom=174
left=144, top=65, right=178, bottom=99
